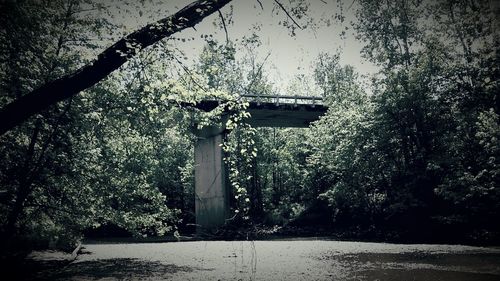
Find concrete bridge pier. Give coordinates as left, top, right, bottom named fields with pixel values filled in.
left=192, top=122, right=230, bottom=233
left=190, top=98, right=328, bottom=233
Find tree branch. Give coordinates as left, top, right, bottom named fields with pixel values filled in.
left=347, top=0, right=356, bottom=11
left=0, top=0, right=233, bottom=136
left=245, top=52, right=271, bottom=94
left=255, top=0, right=264, bottom=10
left=273, top=0, right=302, bottom=30
left=218, top=9, right=229, bottom=44
left=172, top=55, right=208, bottom=92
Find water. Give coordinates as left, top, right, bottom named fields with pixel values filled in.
left=30, top=240, right=500, bottom=280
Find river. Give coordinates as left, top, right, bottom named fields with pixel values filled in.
left=29, top=239, right=500, bottom=280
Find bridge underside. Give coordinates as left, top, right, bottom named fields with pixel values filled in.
left=195, top=100, right=328, bottom=128
left=246, top=102, right=327, bottom=127
left=192, top=100, right=327, bottom=232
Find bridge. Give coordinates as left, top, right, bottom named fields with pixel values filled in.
left=192, top=95, right=327, bottom=232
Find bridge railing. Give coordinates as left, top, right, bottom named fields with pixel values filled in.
left=240, top=94, right=323, bottom=107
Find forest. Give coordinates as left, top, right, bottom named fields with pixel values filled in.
left=0, top=0, right=499, bottom=260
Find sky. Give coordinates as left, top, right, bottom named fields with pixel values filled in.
left=105, top=0, right=379, bottom=93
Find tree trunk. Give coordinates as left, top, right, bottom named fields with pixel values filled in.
left=3, top=119, right=42, bottom=238
left=249, top=156, right=264, bottom=219
left=0, top=0, right=232, bottom=136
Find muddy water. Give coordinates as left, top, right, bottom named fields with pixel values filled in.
left=323, top=251, right=500, bottom=280
left=32, top=240, right=500, bottom=280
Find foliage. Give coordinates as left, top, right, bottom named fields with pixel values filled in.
left=305, top=0, right=500, bottom=242
left=0, top=0, right=191, bottom=251
left=1, top=0, right=498, bottom=252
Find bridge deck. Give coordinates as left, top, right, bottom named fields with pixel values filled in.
left=195, top=95, right=327, bottom=128
left=246, top=102, right=327, bottom=127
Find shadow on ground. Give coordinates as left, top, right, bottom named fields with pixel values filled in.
left=21, top=258, right=195, bottom=280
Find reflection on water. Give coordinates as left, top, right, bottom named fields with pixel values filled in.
left=356, top=269, right=500, bottom=281
left=325, top=252, right=500, bottom=281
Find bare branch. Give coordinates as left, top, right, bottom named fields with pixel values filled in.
left=172, top=56, right=208, bottom=93
left=274, top=0, right=302, bottom=30
left=246, top=52, right=271, bottom=94
left=347, top=0, right=356, bottom=11
left=218, top=9, right=230, bottom=44
left=256, top=0, right=264, bottom=10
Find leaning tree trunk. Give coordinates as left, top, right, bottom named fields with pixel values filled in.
left=0, top=0, right=232, bottom=136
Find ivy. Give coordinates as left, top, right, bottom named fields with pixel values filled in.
left=220, top=101, right=258, bottom=220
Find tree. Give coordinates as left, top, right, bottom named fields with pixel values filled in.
left=425, top=0, right=500, bottom=240
left=0, top=0, right=194, bottom=252
left=317, top=0, right=500, bottom=241
left=0, top=0, right=233, bottom=136
left=307, top=53, right=379, bottom=231
left=0, top=0, right=117, bottom=248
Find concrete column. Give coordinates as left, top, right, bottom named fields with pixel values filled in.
left=193, top=124, right=230, bottom=232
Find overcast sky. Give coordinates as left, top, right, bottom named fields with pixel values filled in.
left=106, top=0, right=379, bottom=93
